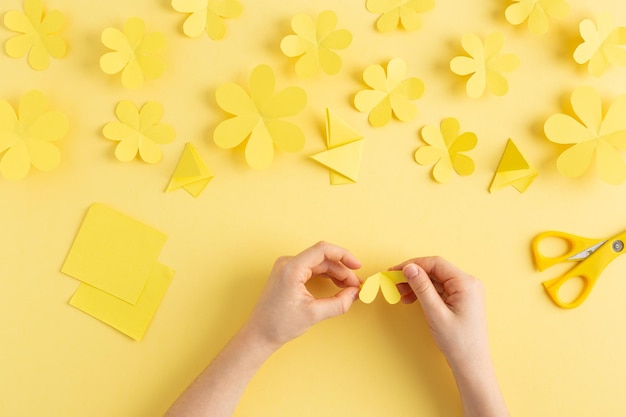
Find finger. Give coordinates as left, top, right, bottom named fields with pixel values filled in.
left=293, top=241, right=362, bottom=274
left=400, top=292, right=417, bottom=304
left=311, top=287, right=360, bottom=321
left=403, top=263, right=448, bottom=319
left=396, top=282, right=413, bottom=296
left=393, top=256, right=465, bottom=284
left=311, top=259, right=361, bottom=287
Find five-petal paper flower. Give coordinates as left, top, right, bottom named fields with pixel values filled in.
left=213, top=64, right=307, bottom=169
left=414, top=117, right=477, bottom=183
left=574, top=13, right=626, bottom=77
left=505, top=0, right=569, bottom=35
left=3, top=0, right=67, bottom=70
left=100, top=17, right=166, bottom=89
left=103, top=101, right=175, bottom=164
left=450, top=32, right=520, bottom=99
left=171, top=0, right=242, bottom=40
left=0, top=90, right=68, bottom=180
left=354, top=58, right=424, bottom=127
left=366, top=0, right=434, bottom=32
left=280, top=10, right=352, bottom=78
left=544, top=86, right=626, bottom=185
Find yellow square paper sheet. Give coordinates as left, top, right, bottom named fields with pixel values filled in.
left=61, top=203, right=167, bottom=304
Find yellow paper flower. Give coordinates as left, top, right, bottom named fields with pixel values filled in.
left=354, top=58, right=424, bottom=127
left=544, top=86, right=626, bottom=185
left=100, top=17, right=166, bottom=89
left=171, top=0, right=242, bottom=40
left=280, top=10, right=352, bottom=78
left=450, top=32, right=520, bottom=99
left=505, top=0, right=569, bottom=35
left=573, top=13, right=626, bottom=77
left=213, top=64, right=307, bottom=169
left=366, top=0, right=434, bottom=32
left=0, top=90, right=68, bottom=180
left=103, top=101, right=175, bottom=164
left=3, top=0, right=67, bottom=70
left=414, top=118, right=477, bottom=183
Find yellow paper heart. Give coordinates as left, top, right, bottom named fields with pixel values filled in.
left=359, top=271, right=406, bottom=304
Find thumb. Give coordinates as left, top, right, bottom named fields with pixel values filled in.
left=403, top=264, right=446, bottom=318
left=312, top=287, right=359, bottom=322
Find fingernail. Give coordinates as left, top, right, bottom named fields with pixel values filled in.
left=404, top=264, right=419, bottom=279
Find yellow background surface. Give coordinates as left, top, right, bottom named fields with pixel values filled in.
left=2, top=0, right=626, bottom=416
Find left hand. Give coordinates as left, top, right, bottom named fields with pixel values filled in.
left=244, top=241, right=362, bottom=351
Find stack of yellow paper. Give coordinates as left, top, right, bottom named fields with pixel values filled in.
left=61, top=203, right=173, bottom=340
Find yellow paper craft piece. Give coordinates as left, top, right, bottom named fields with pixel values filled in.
left=171, top=0, right=242, bottom=40
left=103, top=100, right=175, bottom=164
left=3, top=0, right=67, bottom=70
left=505, top=0, right=569, bottom=35
left=100, top=17, right=166, bottom=89
left=61, top=204, right=168, bottom=305
left=166, top=142, right=213, bottom=197
left=70, top=262, right=173, bottom=341
left=450, top=32, right=520, bottom=99
left=354, top=58, right=424, bottom=127
left=573, top=13, right=626, bottom=77
left=489, top=139, right=537, bottom=193
left=310, top=109, right=364, bottom=185
left=414, top=118, right=477, bottom=183
left=366, top=0, right=434, bottom=32
left=544, top=86, right=626, bottom=185
left=280, top=10, right=352, bottom=78
left=0, top=90, right=68, bottom=180
left=359, top=271, right=406, bottom=304
left=213, top=64, right=307, bottom=169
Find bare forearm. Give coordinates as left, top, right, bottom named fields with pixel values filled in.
left=164, top=325, right=276, bottom=417
left=451, top=358, right=509, bottom=417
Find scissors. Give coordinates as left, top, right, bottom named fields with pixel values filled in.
left=531, top=229, right=626, bottom=309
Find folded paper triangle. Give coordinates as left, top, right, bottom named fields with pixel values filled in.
left=166, top=143, right=213, bottom=198
left=326, top=108, right=363, bottom=148
left=311, top=141, right=364, bottom=182
left=489, top=139, right=537, bottom=193
left=312, top=109, right=364, bottom=184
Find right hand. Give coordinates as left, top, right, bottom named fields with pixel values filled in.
left=391, top=257, right=490, bottom=371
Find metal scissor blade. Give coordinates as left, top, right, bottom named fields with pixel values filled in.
left=568, top=240, right=607, bottom=260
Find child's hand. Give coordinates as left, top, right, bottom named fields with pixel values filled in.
left=392, top=257, right=489, bottom=372
left=245, top=241, right=362, bottom=351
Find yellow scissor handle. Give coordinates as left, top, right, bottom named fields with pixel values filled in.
left=542, top=266, right=596, bottom=309
left=531, top=231, right=603, bottom=271
left=541, top=230, right=626, bottom=309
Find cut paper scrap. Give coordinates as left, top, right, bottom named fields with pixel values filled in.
left=171, top=0, right=242, bottom=40
left=544, top=86, right=626, bottom=185
left=489, top=139, right=537, bottom=193
left=414, top=117, right=477, bottom=183
left=280, top=10, right=352, bottom=78
left=310, top=109, right=364, bottom=185
left=103, top=100, right=175, bottom=164
left=573, top=13, right=626, bottom=77
left=100, top=17, right=166, bottom=89
left=70, top=262, right=173, bottom=341
left=450, top=32, right=520, bottom=98
left=61, top=203, right=168, bottom=305
left=3, top=0, right=68, bottom=70
left=214, top=64, right=307, bottom=169
left=366, top=0, right=434, bottom=32
left=505, top=0, right=569, bottom=35
left=166, top=142, right=213, bottom=197
left=359, top=271, right=406, bottom=304
left=0, top=90, right=68, bottom=180
left=354, top=58, right=424, bottom=127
